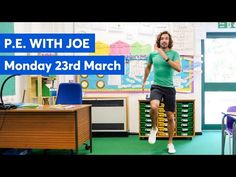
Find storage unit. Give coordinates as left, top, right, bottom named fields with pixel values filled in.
left=139, top=99, right=195, bottom=139
left=27, top=75, right=58, bottom=105
left=83, top=97, right=128, bottom=136
left=176, top=101, right=195, bottom=137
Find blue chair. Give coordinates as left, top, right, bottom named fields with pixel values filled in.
left=221, top=106, right=236, bottom=155
left=56, top=83, right=82, bottom=104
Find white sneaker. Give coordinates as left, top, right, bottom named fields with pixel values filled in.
left=148, top=127, right=158, bottom=144
left=167, top=143, right=176, bottom=154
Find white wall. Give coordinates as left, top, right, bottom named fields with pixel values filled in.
left=77, top=22, right=229, bottom=133
left=11, top=22, right=232, bottom=133
left=12, top=22, right=74, bottom=103
left=191, top=22, right=236, bottom=132
left=80, top=22, right=204, bottom=133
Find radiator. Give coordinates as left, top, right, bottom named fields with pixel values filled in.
left=82, top=97, right=127, bottom=132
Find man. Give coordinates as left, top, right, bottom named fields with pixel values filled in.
left=142, top=31, right=181, bottom=154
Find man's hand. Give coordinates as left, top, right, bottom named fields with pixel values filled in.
left=154, top=43, right=168, bottom=61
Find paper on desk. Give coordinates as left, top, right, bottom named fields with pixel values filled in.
left=50, top=105, right=75, bottom=109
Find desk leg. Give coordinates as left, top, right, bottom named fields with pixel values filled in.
left=89, top=106, right=92, bottom=153
left=75, top=107, right=92, bottom=153
left=75, top=111, right=79, bottom=154
left=71, top=150, right=76, bottom=155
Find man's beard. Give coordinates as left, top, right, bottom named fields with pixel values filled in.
left=161, top=45, right=168, bottom=49
left=160, top=43, right=168, bottom=49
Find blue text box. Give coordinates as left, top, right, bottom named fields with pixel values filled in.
left=0, top=33, right=95, bottom=53
left=0, top=55, right=125, bottom=75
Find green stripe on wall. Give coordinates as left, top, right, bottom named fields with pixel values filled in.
left=0, top=22, right=15, bottom=96
left=0, top=22, right=14, bottom=33
left=204, top=83, right=236, bottom=91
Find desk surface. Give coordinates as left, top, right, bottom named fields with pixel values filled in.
left=0, top=104, right=91, bottom=113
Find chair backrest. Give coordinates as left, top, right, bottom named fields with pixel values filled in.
left=226, top=106, right=236, bottom=130
left=55, top=83, right=82, bottom=104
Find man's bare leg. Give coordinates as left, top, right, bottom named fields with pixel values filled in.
left=150, top=100, right=160, bottom=128
left=148, top=100, right=160, bottom=144
left=166, top=111, right=176, bottom=153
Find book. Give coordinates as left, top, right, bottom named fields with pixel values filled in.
left=17, top=103, right=39, bottom=108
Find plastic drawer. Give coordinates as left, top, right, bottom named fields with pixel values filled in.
left=177, top=131, right=193, bottom=136
left=177, top=122, right=193, bottom=127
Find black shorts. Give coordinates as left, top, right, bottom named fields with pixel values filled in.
left=150, top=84, right=176, bottom=112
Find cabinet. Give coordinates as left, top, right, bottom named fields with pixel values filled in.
left=27, top=75, right=58, bottom=105
left=139, top=99, right=195, bottom=139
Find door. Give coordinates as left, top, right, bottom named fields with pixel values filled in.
left=202, top=32, right=236, bottom=129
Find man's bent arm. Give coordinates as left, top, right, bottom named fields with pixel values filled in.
left=142, top=63, right=152, bottom=90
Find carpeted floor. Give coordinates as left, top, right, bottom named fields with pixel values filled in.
left=29, top=130, right=231, bottom=155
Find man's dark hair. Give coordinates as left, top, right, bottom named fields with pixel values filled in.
left=156, top=31, right=173, bottom=49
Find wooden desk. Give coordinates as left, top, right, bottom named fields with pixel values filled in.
left=0, top=105, right=92, bottom=153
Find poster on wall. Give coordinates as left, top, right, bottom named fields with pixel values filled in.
left=79, top=41, right=195, bottom=93
left=76, top=22, right=196, bottom=94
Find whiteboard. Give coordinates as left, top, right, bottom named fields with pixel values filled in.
left=75, top=22, right=195, bottom=93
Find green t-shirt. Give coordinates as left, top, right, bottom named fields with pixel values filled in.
left=147, top=50, right=180, bottom=88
